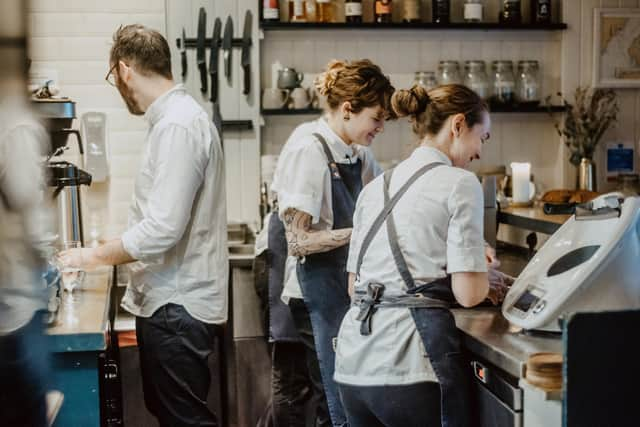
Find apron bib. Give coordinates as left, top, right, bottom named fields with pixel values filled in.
left=296, top=133, right=362, bottom=427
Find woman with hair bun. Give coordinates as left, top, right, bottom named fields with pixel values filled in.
left=334, top=84, right=512, bottom=426
left=268, top=59, right=395, bottom=426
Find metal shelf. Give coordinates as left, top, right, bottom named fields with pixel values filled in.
left=260, top=21, right=568, bottom=31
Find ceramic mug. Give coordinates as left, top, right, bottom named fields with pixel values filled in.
left=262, top=88, right=289, bottom=109
left=290, top=87, right=311, bottom=109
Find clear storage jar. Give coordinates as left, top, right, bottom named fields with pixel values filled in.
left=437, top=60, right=462, bottom=85
left=516, top=60, right=541, bottom=105
left=491, top=60, right=516, bottom=105
left=414, top=71, right=438, bottom=90
left=464, top=60, right=489, bottom=99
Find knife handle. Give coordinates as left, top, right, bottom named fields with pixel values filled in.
left=181, top=52, right=187, bottom=79
left=210, top=76, right=218, bottom=103
left=199, top=64, right=208, bottom=94
left=243, top=65, right=250, bottom=95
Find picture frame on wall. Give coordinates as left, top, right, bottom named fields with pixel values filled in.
left=593, top=8, right=640, bottom=88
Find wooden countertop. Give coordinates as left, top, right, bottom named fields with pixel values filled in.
left=46, top=266, right=112, bottom=353
left=498, top=203, right=571, bottom=234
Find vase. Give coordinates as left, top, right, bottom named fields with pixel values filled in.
left=577, top=157, right=596, bottom=191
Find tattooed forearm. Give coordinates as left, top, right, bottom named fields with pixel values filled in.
left=283, top=208, right=352, bottom=257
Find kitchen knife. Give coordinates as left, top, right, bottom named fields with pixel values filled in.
left=180, top=28, right=187, bottom=82
left=222, top=16, right=233, bottom=82
left=210, top=18, right=222, bottom=104
left=241, top=10, right=253, bottom=95
left=210, top=18, right=223, bottom=139
left=196, top=7, right=208, bottom=95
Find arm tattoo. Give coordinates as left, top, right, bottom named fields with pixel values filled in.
left=283, top=208, right=352, bottom=257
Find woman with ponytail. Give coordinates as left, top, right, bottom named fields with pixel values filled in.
left=334, top=84, right=512, bottom=426
left=268, top=59, right=395, bottom=426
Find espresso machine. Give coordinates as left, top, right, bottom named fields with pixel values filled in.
left=32, top=99, right=92, bottom=245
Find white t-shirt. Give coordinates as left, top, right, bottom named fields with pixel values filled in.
left=334, top=146, right=487, bottom=386
left=270, top=117, right=382, bottom=302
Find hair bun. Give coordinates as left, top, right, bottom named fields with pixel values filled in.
left=314, top=60, right=344, bottom=96
left=391, top=85, right=430, bottom=118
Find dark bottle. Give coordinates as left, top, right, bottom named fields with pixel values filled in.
left=374, top=0, right=393, bottom=24
left=531, top=0, right=551, bottom=24
left=345, top=0, right=363, bottom=23
left=499, top=0, right=521, bottom=24
left=432, top=0, right=450, bottom=25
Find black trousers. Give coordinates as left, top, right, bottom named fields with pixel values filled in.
left=286, top=298, right=332, bottom=427
left=338, top=382, right=442, bottom=427
left=136, top=303, right=222, bottom=427
left=0, top=312, right=49, bottom=427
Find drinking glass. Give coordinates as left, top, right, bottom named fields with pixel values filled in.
left=58, top=241, right=85, bottom=293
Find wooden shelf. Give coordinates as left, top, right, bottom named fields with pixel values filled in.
left=262, top=105, right=565, bottom=116
left=260, top=21, right=567, bottom=31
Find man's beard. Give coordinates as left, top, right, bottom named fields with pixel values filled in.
left=116, top=80, right=144, bottom=116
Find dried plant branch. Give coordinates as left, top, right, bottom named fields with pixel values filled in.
left=546, top=87, right=618, bottom=166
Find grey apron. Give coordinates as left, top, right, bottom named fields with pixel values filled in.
left=354, top=164, right=472, bottom=427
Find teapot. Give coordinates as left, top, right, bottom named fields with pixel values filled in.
left=277, top=67, right=304, bottom=90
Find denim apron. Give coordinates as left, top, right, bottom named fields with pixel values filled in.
left=267, top=212, right=302, bottom=341
left=296, top=133, right=362, bottom=427
left=354, top=164, right=472, bottom=427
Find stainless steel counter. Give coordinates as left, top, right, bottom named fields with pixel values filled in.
left=46, top=266, right=112, bottom=353
left=453, top=307, right=562, bottom=379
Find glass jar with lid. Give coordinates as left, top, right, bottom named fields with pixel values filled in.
left=464, top=60, right=489, bottom=99
left=437, top=61, right=462, bottom=85
left=516, top=60, right=541, bottom=105
left=414, top=71, right=438, bottom=90
left=491, top=60, right=516, bottom=105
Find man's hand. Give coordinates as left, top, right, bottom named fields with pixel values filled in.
left=486, top=268, right=515, bottom=305
left=58, top=247, right=100, bottom=271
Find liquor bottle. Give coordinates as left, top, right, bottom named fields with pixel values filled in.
left=499, top=0, right=521, bottom=24
left=345, top=0, right=363, bottom=23
left=432, top=0, right=450, bottom=24
left=531, top=0, right=551, bottom=24
left=374, top=0, right=393, bottom=24
left=263, top=0, right=280, bottom=22
left=288, top=0, right=307, bottom=22
left=402, top=0, right=421, bottom=23
left=316, top=0, right=334, bottom=23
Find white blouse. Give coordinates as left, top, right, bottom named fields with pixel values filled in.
left=335, top=146, right=487, bottom=386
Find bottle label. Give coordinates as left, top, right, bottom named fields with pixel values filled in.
left=293, top=0, right=303, bottom=16
left=537, top=0, right=551, bottom=18
left=345, top=3, right=363, bottom=16
left=264, top=8, right=279, bottom=19
left=464, top=4, right=483, bottom=21
left=376, top=1, right=392, bottom=15
left=317, top=0, right=330, bottom=3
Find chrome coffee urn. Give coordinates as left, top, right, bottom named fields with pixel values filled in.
left=33, top=99, right=92, bottom=245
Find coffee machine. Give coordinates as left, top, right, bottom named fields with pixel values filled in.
left=33, top=99, right=92, bottom=245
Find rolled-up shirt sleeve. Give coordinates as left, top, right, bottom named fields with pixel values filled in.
left=274, top=142, right=327, bottom=224
left=446, top=173, right=487, bottom=274
left=122, top=124, right=208, bottom=261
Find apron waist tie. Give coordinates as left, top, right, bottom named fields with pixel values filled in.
left=353, top=283, right=450, bottom=336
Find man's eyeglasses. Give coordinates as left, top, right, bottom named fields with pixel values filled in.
left=105, top=63, right=118, bottom=87
left=481, top=133, right=490, bottom=145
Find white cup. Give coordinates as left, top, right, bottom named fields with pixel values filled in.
left=290, top=87, right=311, bottom=109
left=262, top=88, right=289, bottom=109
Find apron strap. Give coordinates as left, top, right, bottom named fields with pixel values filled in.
left=355, top=162, right=444, bottom=280
left=383, top=169, right=416, bottom=290
left=312, top=132, right=343, bottom=181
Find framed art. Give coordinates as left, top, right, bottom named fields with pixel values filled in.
left=593, top=8, right=640, bottom=88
